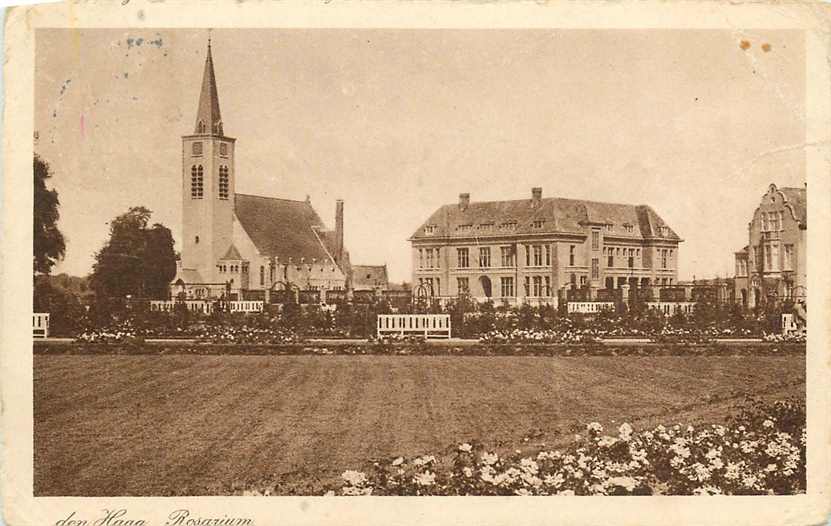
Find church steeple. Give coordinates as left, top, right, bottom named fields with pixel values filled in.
left=194, top=39, right=223, bottom=136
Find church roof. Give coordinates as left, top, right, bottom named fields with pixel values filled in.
left=410, top=195, right=680, bottom=241
left=194, top=41, right=223, bottom=136
left=234, top=193, right=336, bottom=264
left=351, top=265, right=389, bottom=290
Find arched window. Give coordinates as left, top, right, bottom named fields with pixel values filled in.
left=219, top=166, right=229, bottom=200
left=191, top=165, right=204, bottom=198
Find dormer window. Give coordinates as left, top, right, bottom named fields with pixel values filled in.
left=623, top=223, right=634, bottom=233
left=531, top=220, right=544, bottom=229
left=659, top=226, right=669, bottom=237
left=478, top=222, right=494, bottom=232
left=457, top=224, right=473, bottom=234
left=197, top=120, right=206, bottom=134
left=603, top=223, right=614, bottom=232
left=424, top=225, right=437, bottom=235
left=500, top=221, right=517, bottom=230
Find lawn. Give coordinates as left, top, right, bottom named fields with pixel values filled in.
left=33, top=353, right=805, bottom=496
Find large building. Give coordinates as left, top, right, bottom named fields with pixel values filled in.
left=409, top=187, right=682, bottom=305
left=172, top=42, right=375, bottom=301
left=733, top=183, right=807, bottom=308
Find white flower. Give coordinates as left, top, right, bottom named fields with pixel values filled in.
left=557, top=489, right=575, bottom=496
left=391, top=456, right=404, bottom=466
left=413, top=455, right=436, bottom=466
left=618, top=423, right=633, bottom=441
left=544, top=473, right=565, bottom=488
left=341, top=470, right=367, bottom=486
left=463, top=467, right=473, bottom=477
left=586, top=422, right=604, bottom=434
left=724, top=462, right=741, bottom=480
left=413, top=471, right=436, bottom=487
left=458, top=443, right=473, bottom=453
left=323, top=490, right=336, bottom=496
left=481, top=452, right=499, bottom=466
left=520, top=458, right=539, bottom=475
left=598, top=436, right=618, bottom=448
left=763, top=419, right=775, bottom=429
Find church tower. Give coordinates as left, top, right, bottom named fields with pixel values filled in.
left=181, top=40, right=236, bottom=284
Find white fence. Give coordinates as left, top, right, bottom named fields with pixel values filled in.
left=567, top=302, right=614, bottom=314
left=229, top=301, right=264, bottom=313
left=377, top=314, right=451, bottom=339
left=149, top=300, right=263, bottom=314
left=647, top=302, right=696, bottom=316
left=33, top=313, right=50, bottom=339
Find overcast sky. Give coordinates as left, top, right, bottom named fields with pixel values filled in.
left=36, top=28, right=805, bottom=283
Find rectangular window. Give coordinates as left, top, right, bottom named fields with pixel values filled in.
left=426, top=248, right=434, bottom=269
left=765, top=245, right=772, bottom=271
left=500, top=246, right=515, bottom=267
left=524, top=276, right=530, bottom=296
left=544, top=276, right=551, bottom=297
left=569, top=245, right=575, bottom=266
left=661, top=250, right=667, bottom=269
left=218, top=166, right=229, bottom=200
left=532, top=276, right=543, bottom=296
left=608, top=253, right=614, bottom=268
left=192, top=142, right=203, bottom=155
left=418, top=249, right=424, bottom=269
left=457, top=248, right=469, bottom=268
left=784, top=244, right=794, bottom=271
left=591, top=258, right=599, bottom=280
left=762, top=213, right=769, bottom=232
left=219, top=142, right=228, bottom=157
left=500, top=277, right=514, bottom=297
left=592, top=230, right=600, bottom=251
left=457, top=277, right=469, bottom=295
left=545, top=245, right=551, bottom=266
left=479, top=247, right=491, bottom=268
left=259, top=265, right=265, bottom=286
left=580, top=275, right=587, bottom=286
left=532, top=220, right=544, bottom=229
left=533, top=245, right=543, bottom=266
left=770, top=242, right=779, bottom=271
left=434, top=278, right=440, bottom=296
left=434, top=248, right=441, bottom=268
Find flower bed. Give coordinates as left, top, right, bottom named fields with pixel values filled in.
left=35, top=341, right=805, bottom=357
left=322, top=399, right=805, bottom=496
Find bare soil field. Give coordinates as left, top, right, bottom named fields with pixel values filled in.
left=33, top=353, right=805, bottom=495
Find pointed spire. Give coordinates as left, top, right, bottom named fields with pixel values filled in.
left=194, top=38, right=223, bottom=136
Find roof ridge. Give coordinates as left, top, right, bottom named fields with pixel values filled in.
left=235, top=192, right=309, bottom=204
left=440, top=196, right=646, bottom=209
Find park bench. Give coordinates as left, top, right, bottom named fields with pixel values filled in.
left=33, top=313, right=50, bottom=339
left=377, top=314, right=451, bottom=339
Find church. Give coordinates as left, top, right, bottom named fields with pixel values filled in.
left=171, top=41, right=367, bottom=301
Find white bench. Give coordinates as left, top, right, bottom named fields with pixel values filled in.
left=33, top=313, right=50, bottom=339
left=377, top=314, right=451, bottom=339
left=567, top=302, right=614, bottom=314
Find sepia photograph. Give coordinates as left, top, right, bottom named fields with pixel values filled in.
left=4, top=2, right=831, bottom=525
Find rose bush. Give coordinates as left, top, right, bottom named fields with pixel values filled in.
left=328, top=399, right=805, bottom=496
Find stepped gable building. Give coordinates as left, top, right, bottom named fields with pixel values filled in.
left=409, top=187, right=682, bottom=305
left=733, top=183, right=807, bottom=308
left=172, top=41, right=375, bottom=300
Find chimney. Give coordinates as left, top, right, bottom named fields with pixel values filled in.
left=335, top=199, right=344, bottom=266
left=531, top=187, right=542, bottom=207
left=459, top=193, right=470, bottom=210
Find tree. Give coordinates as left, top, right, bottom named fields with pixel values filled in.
left=33, top=155, right=66, bottom=274
left=90, top=207, right=177, bottom=300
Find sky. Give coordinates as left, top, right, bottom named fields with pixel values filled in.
left=35, top=29, right=806, bottom=283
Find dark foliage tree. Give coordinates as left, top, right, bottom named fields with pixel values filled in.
left=33, top=155, right=66, bottom=275
left=90, top=207, right=177, bottom=300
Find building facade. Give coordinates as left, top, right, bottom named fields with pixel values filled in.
left=733, top=183, right=807, bottom=308
left=172, top=42, right=364, bottom=300
left=409, top=187, right=682, bottom=306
